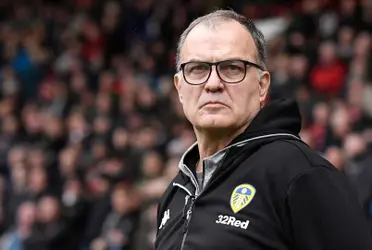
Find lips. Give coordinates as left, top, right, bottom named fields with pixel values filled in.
left=201, top=101, right=228, bottom=108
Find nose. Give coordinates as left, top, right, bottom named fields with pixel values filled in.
left=204, top=66, right=224, bottom=92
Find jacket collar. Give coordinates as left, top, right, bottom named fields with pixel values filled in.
left=177, top=98, right=302, bottom=194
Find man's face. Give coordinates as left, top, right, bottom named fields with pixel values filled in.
left=175, top=21, right=270, bottom=133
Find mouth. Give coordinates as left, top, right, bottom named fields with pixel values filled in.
left=202, top=101, right=228, bottom=108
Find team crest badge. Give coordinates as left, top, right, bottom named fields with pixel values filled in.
left=230, top=184, right=256, bottom=213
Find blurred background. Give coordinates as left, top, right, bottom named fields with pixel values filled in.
left=0, top=0, right=372, bottom=249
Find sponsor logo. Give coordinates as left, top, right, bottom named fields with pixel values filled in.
left=215, top=214, right=250, bottom=229
left=159, top=209, right=170, bottom=230
left=230, top=184, right=256, bottom=213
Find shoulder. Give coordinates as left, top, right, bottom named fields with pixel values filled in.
left=244, top=139, right=339, bottom=190
left=255, top=139, right=334, bottom=172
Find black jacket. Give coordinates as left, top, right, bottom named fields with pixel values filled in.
left=155, top=99, right=372, bottom=250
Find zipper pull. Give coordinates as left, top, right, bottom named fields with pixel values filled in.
left=186, top=196, right=195, bottom=220
left=182, top=195, right=195, bottom=218
left=184, top=195, right=190, bottom=206
left=183, top=206, right=194, bottom=233
left=186, top=208, right=192, bottom=219
left=182, top=195, right=190, bottom=218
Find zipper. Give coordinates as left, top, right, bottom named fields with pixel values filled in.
left=179, top=196, right=195, bottom=250
left=172, top=182, right=197, bottom=250
left=176, top=159, right=218, bottom=250
left=175, top=133, right=300, bottom=250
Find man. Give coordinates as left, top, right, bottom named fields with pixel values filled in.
left=155, top=9, right=372, bottom=250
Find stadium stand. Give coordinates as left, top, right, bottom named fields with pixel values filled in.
left=0, top=0, right=372, bottom=249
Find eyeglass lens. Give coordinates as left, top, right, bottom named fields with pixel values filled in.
left=183, top=60, right=246, bottom=84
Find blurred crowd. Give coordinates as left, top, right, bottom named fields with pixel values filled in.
left=0, top=0, right=372, bottom=249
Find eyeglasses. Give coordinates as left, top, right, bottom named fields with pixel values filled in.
left=180, top=59, right=264, bottom=85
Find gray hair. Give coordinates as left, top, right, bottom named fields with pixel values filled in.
left=175, top=9, right=267, bottom=72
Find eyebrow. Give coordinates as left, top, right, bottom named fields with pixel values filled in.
left=183, top=57, right=250, bottom=63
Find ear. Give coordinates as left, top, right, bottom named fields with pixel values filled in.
left=174, top=72, right=183, bottom=103
left=258, top=71, right=270, bottom=103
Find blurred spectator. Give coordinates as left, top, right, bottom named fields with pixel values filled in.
left=0, top=0, right=372, bottom=249
left=0, top=201, right=36, bottom=250
left=324, top=146, right=345, bottom=171
left=81, top=173, right=111, bottom=248
left=61, top=178, right=88, bottom=250
left=0, top=175, right=7, bottom=235
left=336, top=25, right=354, bottom=62
left=310, top=41, right=347, bottom=97
left=22, top=195, right=68, bottom=250
left=309, top=101, right=330, bottom=151
left=93, top=185, right=140, bottom=250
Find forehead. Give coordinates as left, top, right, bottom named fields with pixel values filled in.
left=181, top=20, right=257, bottom=63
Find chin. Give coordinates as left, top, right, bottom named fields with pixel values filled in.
left=195, top=115, right=235, bottom=131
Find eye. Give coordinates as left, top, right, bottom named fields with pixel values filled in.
left=220, top=62, right=245, bottom=74
left=190, top=64, right=209, bottom=72
left=228, top=65, right=241, bottom=71
left=185, top=63, right=209, bottom=74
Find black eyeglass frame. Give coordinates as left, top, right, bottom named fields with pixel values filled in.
left=179, top=59, right=265, bottom=85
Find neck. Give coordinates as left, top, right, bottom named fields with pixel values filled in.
left=194, top=125, right=248, bottom=172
